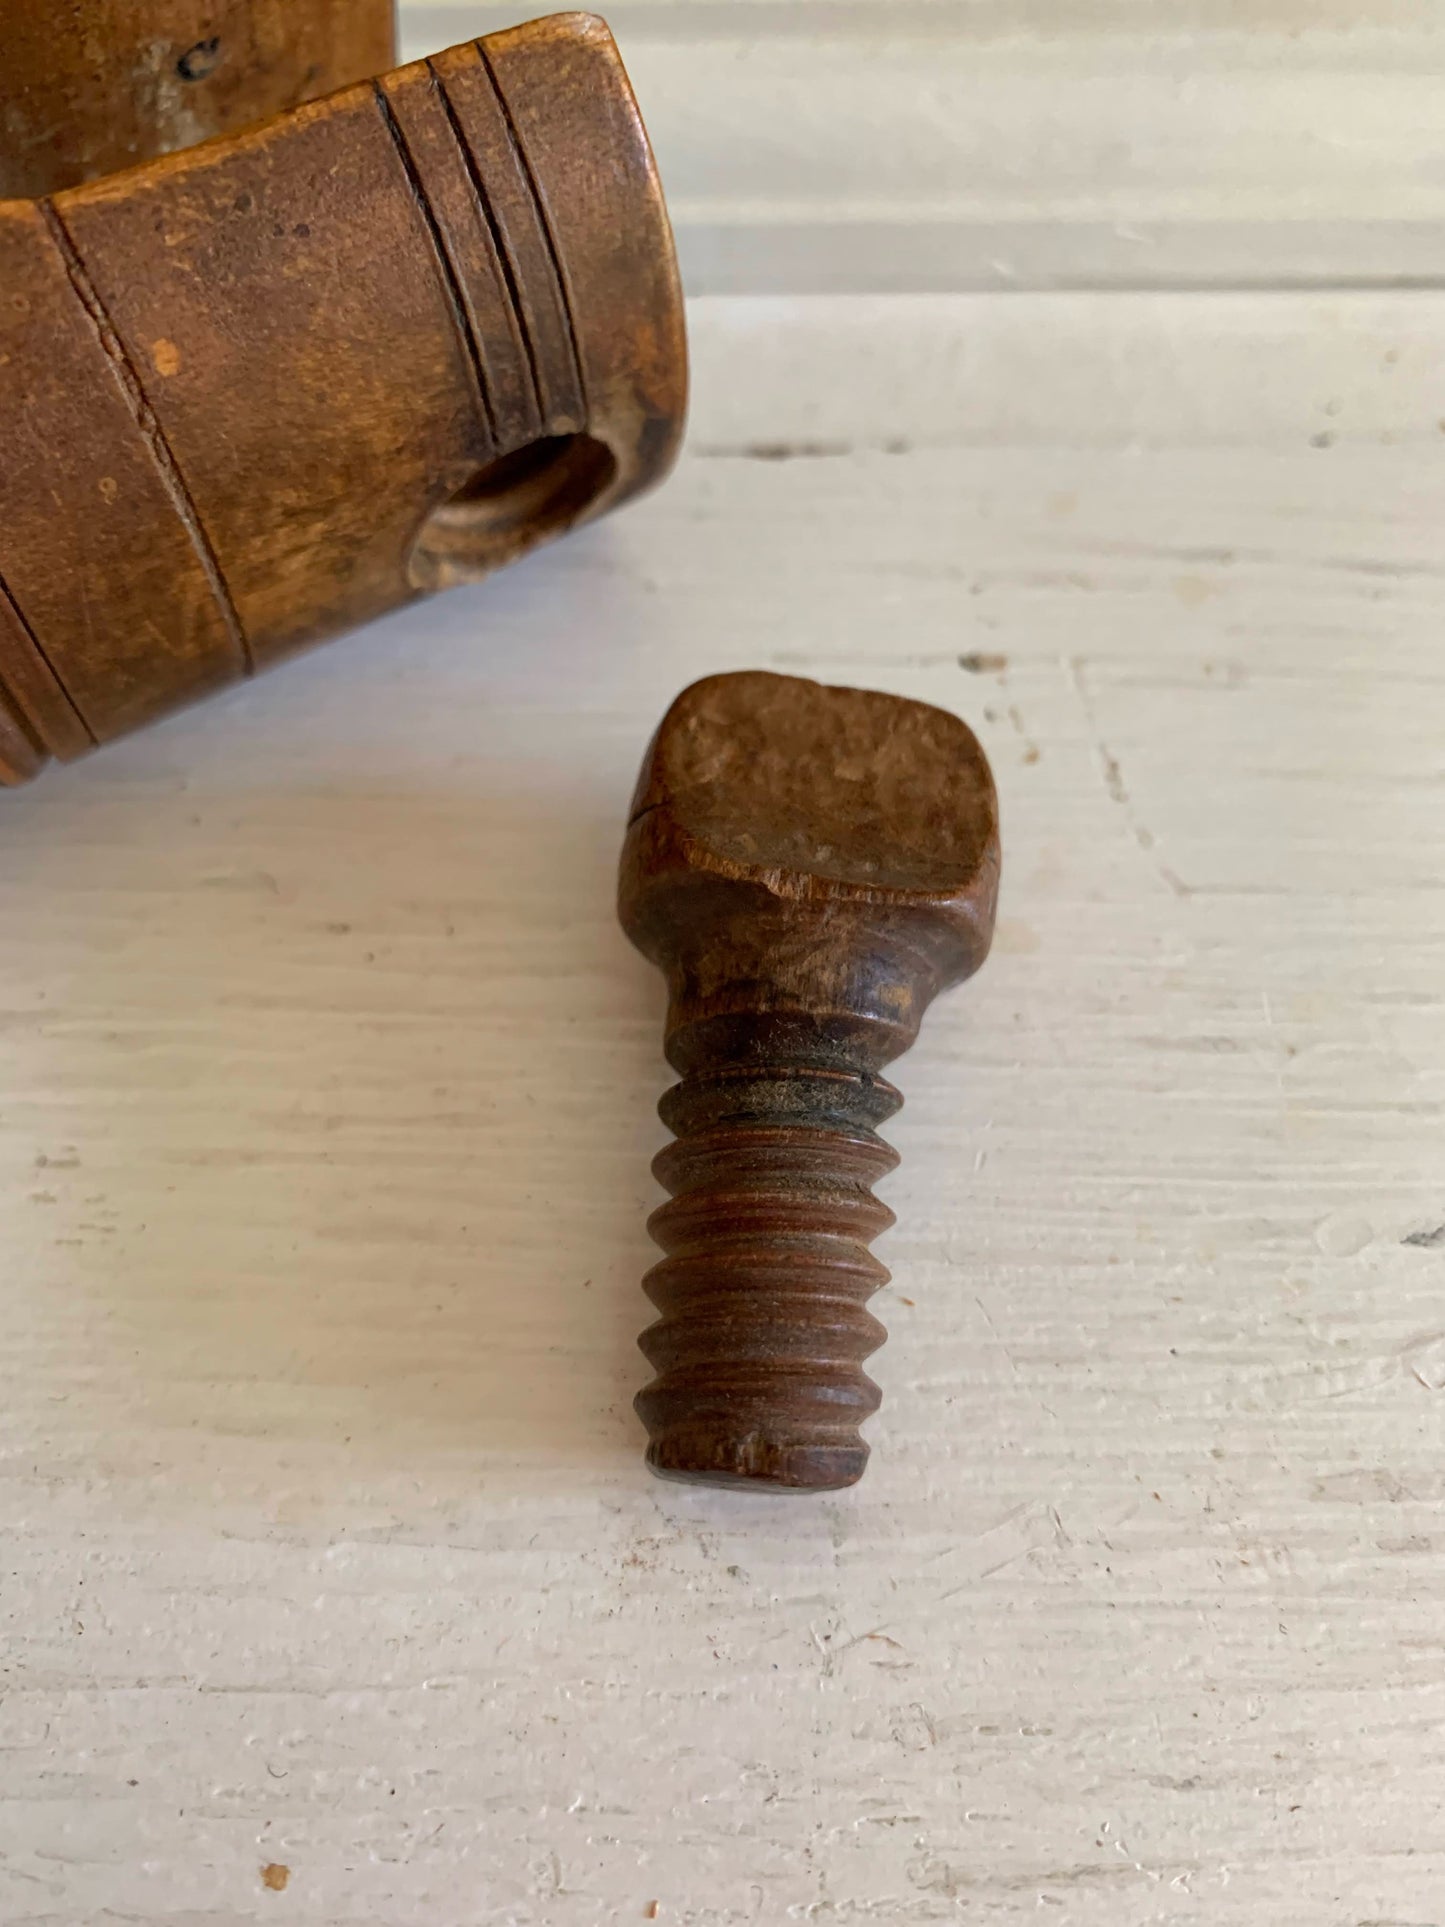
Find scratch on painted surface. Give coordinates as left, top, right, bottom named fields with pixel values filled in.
left=1068, top=657, right=1190, bottom=898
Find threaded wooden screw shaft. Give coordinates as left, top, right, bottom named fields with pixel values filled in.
left=639, top=1059, right=901, bottom=1489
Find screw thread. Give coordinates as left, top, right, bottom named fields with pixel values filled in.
left=635, top=1057, right=903, bottom=1490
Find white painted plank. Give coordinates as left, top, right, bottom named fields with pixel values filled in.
left=404, top=0, right=1444, bottom=30
left=0, top=295, right=1442, bottom=1922
left=685, top=290, right=1445, bottom=449
left=400, top=3, right=1445, bottom=292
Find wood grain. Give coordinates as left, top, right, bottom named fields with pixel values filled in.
left=0, top=0, right=395, bottom=198
left=0, top=195, right=249, bottom=743
left=0, top=293, right=1440, bottom=1920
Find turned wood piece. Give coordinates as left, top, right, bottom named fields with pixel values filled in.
left=0, top=11, right=686, bottom=788
left=619, top=672, right=1000, bottom=1492
left=0, top=0, right=396, bottom=200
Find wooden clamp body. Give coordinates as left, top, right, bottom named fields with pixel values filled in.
left=0, top=11, right=687, bottom=787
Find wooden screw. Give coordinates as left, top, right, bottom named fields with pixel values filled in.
left=619, top=672, right=1000, bottom=1492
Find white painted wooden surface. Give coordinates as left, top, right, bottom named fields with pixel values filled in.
left=401, top=1, right=1445, bottom=293
left=2, top=293, right=1442, bottom=1921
